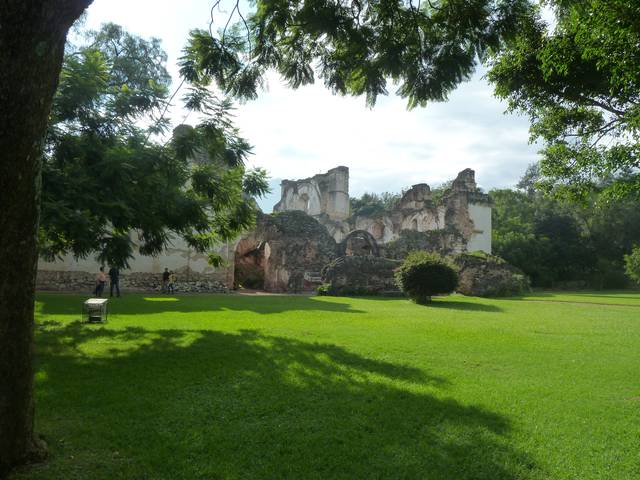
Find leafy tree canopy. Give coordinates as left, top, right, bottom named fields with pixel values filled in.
left=180, top=0, right=638, bottom=199
left=624, top=247, right=640, bottom=285
left=350, top=192, right=401, bottom=217
left=180, top=0, right=536, bottom=106
left=491, top=164, right=640, bottom=288
left=487, top=0, right=640, bottom=200
left=41, top=23, right=269, bottom=268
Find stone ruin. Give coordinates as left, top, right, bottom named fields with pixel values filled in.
left=234, top=166, right=493, bottom=293
left=271, top=166, right=491, bottom=251
left=36, top=164, right=497, bottom=295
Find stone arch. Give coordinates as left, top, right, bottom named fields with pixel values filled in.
left=338, top=230, right=380, bottom=257
left=234, top=238, right=269, bottom=289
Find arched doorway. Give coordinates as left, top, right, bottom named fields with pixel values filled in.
left=338, top=230, right=380, bottom=257
left=234, top=239, right=270, bottom=289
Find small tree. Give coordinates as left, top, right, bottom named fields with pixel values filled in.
left=395, top=251, right=458, bottom=305
left=624, top=247, right=640, bottom=285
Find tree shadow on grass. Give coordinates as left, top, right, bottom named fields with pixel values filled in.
left=427, top=300, right=503, bottom=313
left=36, top=293, right=368, bottom=317
left=320, top=295, right=504, bottom=313
left=14, top=321, right=540, bottom=480
left=510, top=291, right=640, bottom=301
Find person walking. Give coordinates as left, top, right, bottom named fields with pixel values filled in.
left=94, top=266, right=107, bottom=297
left=162, top=267, right=170, bottom=293
left=109, top=265, right=121, bottom=297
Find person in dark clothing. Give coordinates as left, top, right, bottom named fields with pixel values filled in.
left=109, top=265, right=121, bottom=297
left=162, top=268, right=170, bottom=293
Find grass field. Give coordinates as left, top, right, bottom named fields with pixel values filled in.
left=11, top=292, right=640, bottom=479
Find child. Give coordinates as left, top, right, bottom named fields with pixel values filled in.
left=168, top=271, right=177, bottom=293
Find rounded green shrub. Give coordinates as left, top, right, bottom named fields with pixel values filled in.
left=624, top=246, right=640, bottom=285
left=395, top=251, right=458, bottom=304
left=316, top=283, right=332, bottom=296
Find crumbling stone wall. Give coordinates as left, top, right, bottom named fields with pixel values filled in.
left=37, top=233, right=234, bottom=293
left=452, top=253, right=530, bottom=297
left=237, top=211, right=338, bottom=292
left=274, top=167, right=492, bottom=255
left=382, top=229, right=467, bottom=259
left=274, top=166, right=350, bottom=221
left=36, top=270, right=228, bottom=293
left=321, top=256, right=402, bottom=296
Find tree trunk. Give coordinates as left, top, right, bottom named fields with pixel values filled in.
left=0, top=1, right=92, bottom=475
left=414, top=294, right=432, bottom=305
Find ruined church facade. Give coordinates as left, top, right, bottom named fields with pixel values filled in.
left=36, top=166, right=491, bottom=293
left=272, top=166, right=491, bottom=253
left=233, top=166, right=492, bottom=292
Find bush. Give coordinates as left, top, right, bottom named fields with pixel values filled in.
left=588, top=259, right=629, bottom=290
left=624, top=246, right=640, bottom=284
left=316, top=283, right=332, bottom=296
left=395, top=251, right=458, bottom=304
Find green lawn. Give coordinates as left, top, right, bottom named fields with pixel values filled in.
left=11, top=292, right=640, bottom=479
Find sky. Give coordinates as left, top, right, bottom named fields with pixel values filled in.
left=84, top=0, right=540, bottom=211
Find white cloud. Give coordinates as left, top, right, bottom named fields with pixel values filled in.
left=84, top=0, right=540, bottom=212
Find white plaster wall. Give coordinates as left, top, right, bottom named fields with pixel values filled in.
left=466, top=203, right=492, bottom=253
left=352, top=215, right=397, bottom=244
left=281, top=182, right=322, bottom=216
left=325, top=191, right=350, bottom=220
left=38, top=236, right=234, bottom=280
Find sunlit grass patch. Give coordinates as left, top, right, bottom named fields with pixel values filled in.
left=14, top=291, right=640, bottom=480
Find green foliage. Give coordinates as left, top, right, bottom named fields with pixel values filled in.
left=30, top=291, right=640, bottom=479
left=41, top=24, right=269, bottom=267
left=316, top=283, right=332, bottom=296
left=624, top=247, right=640, bottom=285
left=491, top=187, right=594, bottom=286
left=349, top=191, right=401, bottom=218
left=185, top=1, right=637, bottom=200
left=395, top=251, right=458, bottom=304
left=487, top=0, right=640, bottom=199
left=430, top=180, right=454, bottom=203
left=491, top=167, right=640, bottom=288
left=182, top=0, right=535, bottom=108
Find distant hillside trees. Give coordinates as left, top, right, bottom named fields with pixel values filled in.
left=491, top=167, right=640, bottom=288
left=349, top=192, right=401, bottom=218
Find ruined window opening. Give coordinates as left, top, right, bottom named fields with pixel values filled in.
left=299, top=193, right=310, bottom=213
left=339, top=230, right=380, bottom=257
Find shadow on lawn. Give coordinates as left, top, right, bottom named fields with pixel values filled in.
left=428, top=300, right=502, bottom=312
left=36, top=293, right=368, bottom=317
left=20, top=321, right=539, bottom=480
left=308, top=295, right=504, bottom=313
left=511, top=291, right=640, bottom=301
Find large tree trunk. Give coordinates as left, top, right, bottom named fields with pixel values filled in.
left=0, top=1, right=91, bottom=475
